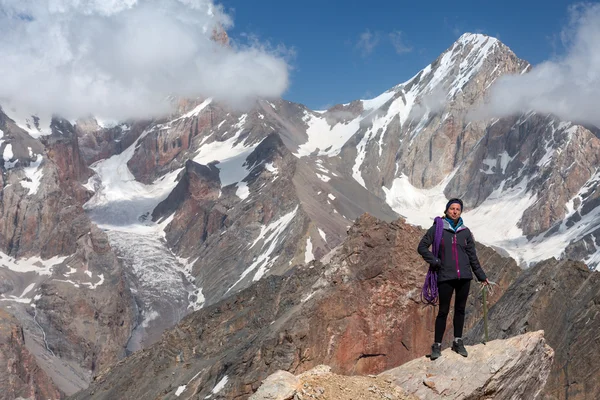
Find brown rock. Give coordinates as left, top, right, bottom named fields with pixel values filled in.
left=0, top=309, right=63, bottom=400
left=254, top=364, right=417, bottom=400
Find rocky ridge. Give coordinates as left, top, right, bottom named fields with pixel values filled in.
left=70, top=215, right=519, bottom=399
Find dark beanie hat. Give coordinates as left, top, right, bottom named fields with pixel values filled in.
left=445, top=198, right=463, bottom=212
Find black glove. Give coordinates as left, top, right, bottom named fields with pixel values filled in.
left=430, top=258, right=442, bottom=271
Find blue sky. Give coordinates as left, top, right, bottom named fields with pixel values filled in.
left=220, top=0, right=585, bottom=110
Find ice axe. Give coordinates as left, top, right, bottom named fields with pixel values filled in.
left=480, top=281, right=498, bottom=344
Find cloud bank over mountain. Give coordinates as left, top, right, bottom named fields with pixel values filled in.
left=479, top=4, right=600, bottom=127
left=0, top=0, right=290, bottom=119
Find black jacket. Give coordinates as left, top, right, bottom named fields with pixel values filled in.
left=417, top=218, right=487, bottom=283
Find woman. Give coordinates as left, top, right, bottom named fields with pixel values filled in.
left=417, top=198, right=489, bottom=360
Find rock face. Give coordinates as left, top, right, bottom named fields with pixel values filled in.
left=33, top=226, right=135, bottom=374
left=70, top=215, right=519, bottom=400
left=0, top=113, right=136, bottom=396
left=0, top=309, right=62, bottom=400
left=0, top=115, right=91, bottom=258
left=383, top=331, right=554, bottom=400
left=76, top=118, right=148, bottom=166
left=465, top=259, right=600, bottom=400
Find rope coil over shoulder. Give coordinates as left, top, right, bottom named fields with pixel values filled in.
left=421, top=216, right=444, bottom=305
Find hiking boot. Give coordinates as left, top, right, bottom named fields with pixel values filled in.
left=452, top=338, right=468, bottom=357
left=430, top=343, right=442, bottom=360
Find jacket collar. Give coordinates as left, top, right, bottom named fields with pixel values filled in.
left=443, top=217, right=467, bottom=232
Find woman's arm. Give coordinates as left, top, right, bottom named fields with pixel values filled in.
left=465, top=229, right=487, bottom=282
left=417, top=225, right=441, bottom=267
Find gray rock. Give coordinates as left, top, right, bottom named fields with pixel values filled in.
left=249, top=370, right=299, bottom=400
left=382, top=331, right=554, bottom=400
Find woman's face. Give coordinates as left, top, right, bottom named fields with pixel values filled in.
left=447, top=203, right=462, bottom=221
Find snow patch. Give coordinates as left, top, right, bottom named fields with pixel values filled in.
left=0, top=296, right=33, bottom=304
left=305, top=237, right=314, bottom=263
left=20, top=283, right=36, bottom=298
left=382, top=172, right=577, bottom=267
left=176, top=99, right=212, bottom=121
left=383, top=173, right=452, bottom=227
left=193, top=116, right=262, bottom=190
left=230, top=206, right=299, bottom=291
left=2, top=143, right=15, bottom=169
left=141, top=309, right=160, bottom=328
left=84, top=127, right=182, bottom=230
left=212, top=376, right=229, bottom=394
left=235, top=181, right=250, bottom=200
left=0, top=253, right=67, bottom=276
left=302, top=291, right=316, bottom=303
left=317, top=173, right=331, bottom=182
left=264, top=162, right=278, bottom=174
left=318, top=228, right=327, bottom=242
left=361, top=91, right=395, bottom=111
left=175, top=385, right=186, bottom=397
left=20, top=154, right=44, bottom=195
left=296, top=112, right=361, bottom=157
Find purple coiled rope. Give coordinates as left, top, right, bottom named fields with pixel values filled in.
left=422, top=216, right=444, bottom=305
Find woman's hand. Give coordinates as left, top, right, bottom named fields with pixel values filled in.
left=430, top=258, right=442, bottom=271
left=482, top=278, right=490, bottom=286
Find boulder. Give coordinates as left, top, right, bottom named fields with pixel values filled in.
left=383, top=331, right=553, bottom=400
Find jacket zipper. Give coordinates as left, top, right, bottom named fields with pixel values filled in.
left=453, top=234, right=460, bottom=279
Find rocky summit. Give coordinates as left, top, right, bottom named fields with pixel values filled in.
left=251, top=331, right=554, bottom=400
left=384, top=331, right=553, bottom=400
left=1, top=30, right=600, bottom=399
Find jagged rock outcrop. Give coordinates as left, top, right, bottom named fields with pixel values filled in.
left=76, top=118, right=148, bottom=166
left=465, top=259, right=600, bottom=399
left=126, top=101, right=230, bottom=184
left=0, top=309, right=62, bottom=400
left=41, top=117, right=94, bottom=204
left=70, top=215, right=519, bottom=399
left=383, top=331, right=553, bottom=400
left=0, top=117, right=91, bottom=258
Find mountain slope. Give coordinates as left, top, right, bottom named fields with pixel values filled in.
left=70, top=215, right=520, bottom=400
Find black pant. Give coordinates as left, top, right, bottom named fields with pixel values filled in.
left=435, top=279, right=471, bottom=343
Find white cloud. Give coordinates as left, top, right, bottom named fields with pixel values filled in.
left=356, top=29, right=380, bottom=57
left=389, top=31, right=412, bottom=55
left=0, top=0, right=290, bottom=120
left=477, top=4, right=600, bottom=127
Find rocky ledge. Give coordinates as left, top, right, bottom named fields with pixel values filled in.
left=252, top=331, right=553, bottom=400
